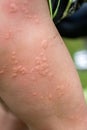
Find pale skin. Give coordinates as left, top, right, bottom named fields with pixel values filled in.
left=0, top=99, right=28, bottom=130
left=0, top=0, right=87, bottom=130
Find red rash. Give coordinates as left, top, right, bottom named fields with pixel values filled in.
left=2, top=0, right=40, bottom=23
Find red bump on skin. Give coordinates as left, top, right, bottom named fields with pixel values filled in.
left=55, top=86, right=65, bottom=98
left=35, top=57, right=41, bottom=66
left=12, top=67, right=17, bottom=71
left=12, top=65, right=28, bottom=77
left=20, top=67, right=27, bottom=75
left=24, top=14, right=40, bottom=24
left=31, top=76, right=36, bottom=81
left=48, top=72, right=54, bottom=78
left=2, top=65, right=7, bottom=70
left=17, top=65, right=22, bottom=70
left=35, top=60, right=40, bottom=66
left=0, top=28, right=13, bottom=43
left=56, top=86, right=60, bottom=91
left=0, top=70, right=4, bottom=75
left=12, top=51, right=16, bottom=55
left=9, top=2, right=18, bottom=13
left=14, top=60, right=18, bottom=65
left=33, top=15, right=39, bottom=24
left=40, top=63, right=49, bottom=69
left=30, top=68, right=35, bottom=73
left=4, top=31, right=11, bottom=40
left=23, top=0, right=29, bottom=5
left=48, top=94, right=53, bottom=100
left=2, top=0, right=40, bottom=25
left=32, top=92, right=38, bottom=96
left=40, top=95, right=44, bottom=100
left=52, top=34, right=58, bottom=40
left=3, top=0, right=18, bottom=15
left=41, top=40, right=48, bottom=50
left=34, top=52, right=51, bottom=77
left=11, top=52, right=19, bottom=65
left=22, top=8, right=29, bottom=14
left=42, top=57, right=47, bottom=62
left=11, top=72, right=17, bottom=78
left=27, top=15, right=33, bottom=19
left=43, top=69, right=49, bottom=75
left=11, top=59, right=17, bottom=65
left=11, top=56, right=16, bottom=61
left=40, top=52, right=45, bottom=57
left=35, top=65, right=40, bottom=71
left=35, top=62, right=49, bottom=76
left=15, top=65, right=26, bottom=74
left=56, top=85, right=64, bottom=92
left=49, top=34, right=58, bottom=43
left=39, top=70, right=48, bottom=77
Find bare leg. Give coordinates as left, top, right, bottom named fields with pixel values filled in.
left=0, top=0, right=87, bottom=130
left=0, top=98, right=28, bottom=130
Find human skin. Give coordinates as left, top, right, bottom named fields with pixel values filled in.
left=0, top=99, right=28, bottom=130
left=0, top=0, right=87, bottom=130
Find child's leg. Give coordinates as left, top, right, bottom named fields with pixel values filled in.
left=0, top=98, right=28, bottom=130
left=0, top=0, right=87, bottom=130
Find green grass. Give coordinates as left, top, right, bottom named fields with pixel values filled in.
left=64, top=38, right=87, bottom=101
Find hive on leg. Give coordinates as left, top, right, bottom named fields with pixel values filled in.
left=2, top=0, right=40, bottom=24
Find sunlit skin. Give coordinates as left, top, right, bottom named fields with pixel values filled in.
left=0, top=0, right=87, bottom=130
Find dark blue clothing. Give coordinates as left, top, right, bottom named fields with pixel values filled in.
left=56, top=3, right=87, bottom=38
left=49, top=0, right=83, bottom=24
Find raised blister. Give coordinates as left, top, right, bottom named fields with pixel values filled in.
left=0, top=29, right=13, bottom=43
left=0, top=70, right=4, bottom=75
left=21, top=67, right=27, bottom=74
left=9, top=1, right=18, bottom=14
left=43, top=69, right=49, bottom=75
left=30, top=68, right=35, bottom=73
left=12, top=67, right=17, bottom=72
left=48, top=72, right=54, bottom=78
left=42, top=57, right=47, bottom=62
left=48, top=93, right=53, bottom=100
left=4, top=31, right=11, bottom=40
left=35, top=65, right=40, bottom=71
left=12, top=51, right=16, bottom=55
left=40, top=63, right=49, bottom=69
left=12, top=63, right=28, bottom=78
left=11, top=72, right=17, bottom=78
left=34, top=51, right=50, bottom=77
left=17, top=65, right=22, bottom=70
left=55, top=85, right=65, bottom=98
left=41, top=39, right=48, bottom=50
left=40, top=95, right=44, bottom=100
left=2, top=65, right=7, bottom=70
left=31, top=76, right=36, bottom=81
left=35, top=57, right=41, bottom=64
left=32, top=92, right=38, bottom=97
left=13, top=60, right=18, bottom=65
left=40, top=52, right=45, bottom=57
left=33, top=15, right=39, bottom=24
left=11, top=51, right=19, bottom=66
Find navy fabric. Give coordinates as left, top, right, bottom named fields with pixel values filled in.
left=51, top=0, right=83, bottom=24
left=56, top=3, right=87, bottom=38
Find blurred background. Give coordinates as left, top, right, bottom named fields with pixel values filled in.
left=64, top=38, right=87, bottom=103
